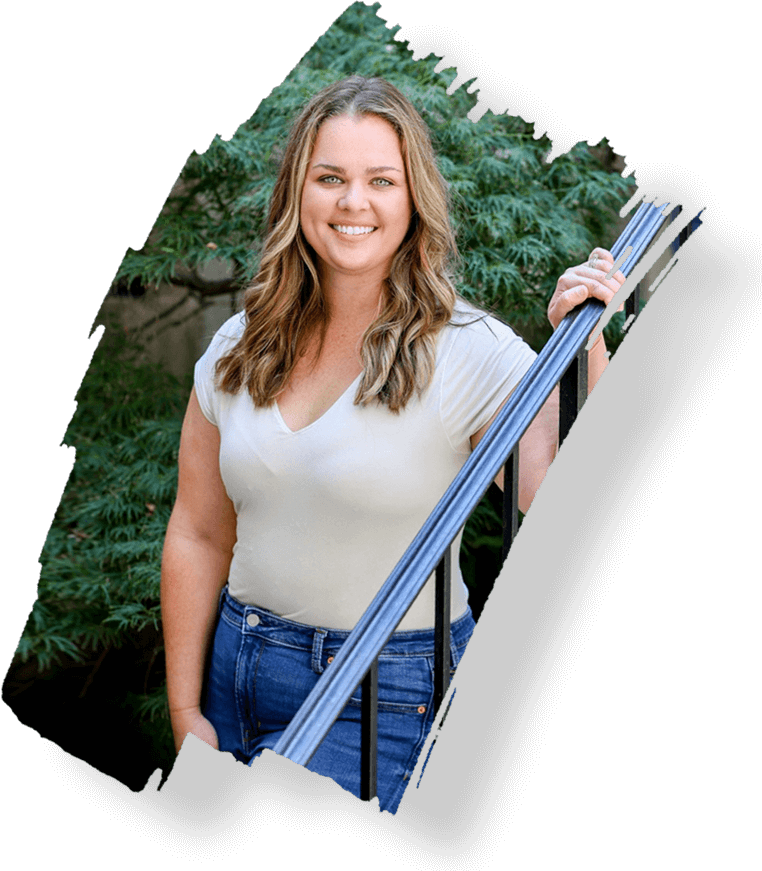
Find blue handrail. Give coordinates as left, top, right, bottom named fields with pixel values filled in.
left=272, top=199, right=680, bottom=768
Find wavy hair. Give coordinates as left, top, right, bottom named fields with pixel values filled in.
left=215, top=75, right=460, bottom=412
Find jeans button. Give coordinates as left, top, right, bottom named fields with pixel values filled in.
left=246, top=613, right=260, bottom=627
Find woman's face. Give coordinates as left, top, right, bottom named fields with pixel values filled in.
left=300, top=114, right=413, bottom=286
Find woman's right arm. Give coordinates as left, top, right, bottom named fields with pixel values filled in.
left=161, top=387, right=237, bottom=754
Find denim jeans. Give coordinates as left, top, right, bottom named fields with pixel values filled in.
left=203, top=586, right=475, bottom=813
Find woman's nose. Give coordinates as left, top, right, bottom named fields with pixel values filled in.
left=338, top=181, right=368, bottom=210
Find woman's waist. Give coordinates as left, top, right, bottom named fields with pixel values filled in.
left=226, top=536, right=469, bottom=632
left=219, top=585, right=474, bottom=654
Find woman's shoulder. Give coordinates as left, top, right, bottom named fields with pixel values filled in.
left=438, top=296, right=537, bottom=394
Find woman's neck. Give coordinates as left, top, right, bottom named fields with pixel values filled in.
left=320, top=270, right=387, bottom=329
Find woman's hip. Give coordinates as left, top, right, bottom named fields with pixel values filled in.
left=203, top=586, right=475, bottom=810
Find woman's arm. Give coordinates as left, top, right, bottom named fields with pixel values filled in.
left=470, top=248, right=624, bottom=513
left=161, top=387, right=237, bottom=753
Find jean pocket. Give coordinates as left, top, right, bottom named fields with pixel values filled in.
left=346, top=654, right=433, bottom=715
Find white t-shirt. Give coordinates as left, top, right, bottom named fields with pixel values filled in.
left=194, top=301, right=536, bottom=630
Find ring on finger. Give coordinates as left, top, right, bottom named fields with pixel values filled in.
left=589, top=255, right=599, bottom=270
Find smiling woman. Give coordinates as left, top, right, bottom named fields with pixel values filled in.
left=212, top=76, right=462, bottom=417
left=300, top=114, right=412, bottom=284
left=160, top=76, right=625, bottom=813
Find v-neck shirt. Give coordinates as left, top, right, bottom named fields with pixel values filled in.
left=194, top=302, right=536, bottom=631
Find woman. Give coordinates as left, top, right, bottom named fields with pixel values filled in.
left=161, top=76, right=624, bottom=813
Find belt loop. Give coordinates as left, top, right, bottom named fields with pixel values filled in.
left=449, top=627, right=460, bottom=670
left=311, top=628, right=328, bottom=674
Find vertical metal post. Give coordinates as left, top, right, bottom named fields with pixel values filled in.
left=433, top=546, right=451, bottom=712
left=360, top=658, right=378, bottom=800
left=559, top=348, right=588, bottom=447
left=679, top=222, right=690, bottom=247
left=502, top=445, right=519, bottom=562
left=625, top=280, right=642, bottom=325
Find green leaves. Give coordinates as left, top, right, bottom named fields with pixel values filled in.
left=19, top=328, right=185, bottom=684
left=114, top=3, right=634, bottom=354
left=20, top=2, right=637, bottom=738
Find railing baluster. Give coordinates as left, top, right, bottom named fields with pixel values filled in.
left=502, top=445, right=519, bottom=562
left=679, top=221, right=690, bottom=247
left=559, top=348, right=588, bottom=446
left=433, top=546, right=451, bottom=712
left=623, top=279, right=642, bottom=335
left=360, top=658, right=378, bottom=800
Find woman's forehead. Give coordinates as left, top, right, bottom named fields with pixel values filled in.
left=309, top=114, right=404, bottom=167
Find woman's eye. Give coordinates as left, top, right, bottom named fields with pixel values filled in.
left=316, top=175, right=393, bottom=186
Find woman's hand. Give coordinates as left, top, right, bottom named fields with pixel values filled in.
left=547, top=247, right=626, bottom=329
left=170, top=706, right=219, bottom=754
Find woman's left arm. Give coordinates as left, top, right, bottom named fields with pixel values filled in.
left=470, top=248, right=625, bottom=513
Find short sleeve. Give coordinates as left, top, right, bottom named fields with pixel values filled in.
left=440, top=313, right=536, bottom=452
left=193, top=313, right=246, bottom=426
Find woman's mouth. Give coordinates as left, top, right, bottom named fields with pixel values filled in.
left=330, top=224, right=377, bottom=236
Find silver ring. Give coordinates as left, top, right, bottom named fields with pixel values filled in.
left=589, top=255, right=599, bottom=270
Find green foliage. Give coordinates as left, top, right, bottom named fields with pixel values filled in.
left=15, top=2, right=637, bottom=772
left=118, top=2, right=635, bottom=354
left=15, top=322, right=187, bottom=759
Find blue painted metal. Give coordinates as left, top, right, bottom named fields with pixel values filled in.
left=272, top=201, right=677, bottom=767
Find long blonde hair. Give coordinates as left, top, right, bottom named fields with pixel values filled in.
left=216, top=75, right=459, bottom=412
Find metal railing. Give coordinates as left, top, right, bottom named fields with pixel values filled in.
left=272, top=199, right=701, bottom=800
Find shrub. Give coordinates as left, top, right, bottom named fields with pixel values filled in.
left=5, top=324, right=187, bottom=781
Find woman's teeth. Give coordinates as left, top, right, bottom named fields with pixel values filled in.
left=331, top=225, right=376, bottom=235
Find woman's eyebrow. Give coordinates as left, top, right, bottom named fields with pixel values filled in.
left=312, top=162, right=403, bottom=174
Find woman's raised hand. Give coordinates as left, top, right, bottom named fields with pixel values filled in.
left=547, top=247, right=626, bottom=330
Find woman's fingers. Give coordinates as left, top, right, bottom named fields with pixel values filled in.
left=548, top=248, right=626, bottom=327
left=581, top=247, right=626, bottom=314
left=588, top=247, right=626, bottom=289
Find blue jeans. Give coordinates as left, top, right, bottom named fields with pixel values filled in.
left=203, top=587, right=475, bottom=813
